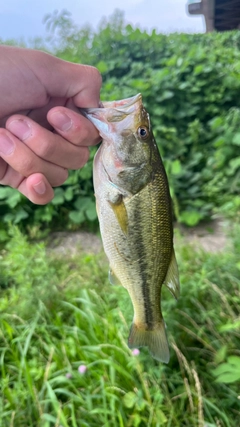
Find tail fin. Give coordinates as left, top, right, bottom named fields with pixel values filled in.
left=128, top=322, right=170, bottom=363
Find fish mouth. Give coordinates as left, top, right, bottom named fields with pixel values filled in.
left=79, top=93, right=142, bottom=132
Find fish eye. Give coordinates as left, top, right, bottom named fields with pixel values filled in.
left=137, top=126, right=149, bottom=140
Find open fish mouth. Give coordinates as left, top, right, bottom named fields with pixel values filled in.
left=79, top=93, right=142, bottom=123
left=79, top=93, right=145, bottom=141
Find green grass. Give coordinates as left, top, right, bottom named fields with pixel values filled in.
left=0, top=226, right=239, bottom=427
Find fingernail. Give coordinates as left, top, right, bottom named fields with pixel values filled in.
left=33, top=180, right=46, bottom=195
left=50, top=112, right=72, bottom=132
left=8, top=119, right=31, bottom=140
left=0, top=134, right=14, bottom=155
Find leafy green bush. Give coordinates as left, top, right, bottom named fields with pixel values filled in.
left=0, top=225, right=239, bottom=426
left=0, top=149, right=98, bottom=241
left=1, top=11, right=240, bottom=235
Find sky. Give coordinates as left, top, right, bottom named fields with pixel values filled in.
left=0, top=0, right=204, bottom=42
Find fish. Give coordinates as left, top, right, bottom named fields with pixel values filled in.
left=81, top=94, right=180, bottom=363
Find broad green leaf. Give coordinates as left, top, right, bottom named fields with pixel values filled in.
left=74, top=196, right=92, bottom=211
left=177, top=57, right=183, bottom=67
left=0, top=187, right=10, bottom=199
left=155, top=409, right=167, bottom=424
left=227, top=356, right=240, bottom=368
left=214, top=346, right=227, bottom=364
left=219, top=320, right=240, bottom=332
left=123, top=391, right=136, bottom=408
left=3, top=213, right=14, bottom=223
left=209, top=116, right=223, bottom=130
left=52, top=188, right=65, bottom=205
left=132, top=413, right=141, bottom=427
left=194, top=64, right=204, bottom=74
left=64, top=186, right=74, bottom=201
left=0, top=229, right=8, bottom=242
left=69, top=210, right=85, bottom=224
left=232, top=133, right=240, bottom=145
left=179, top=210, right=202, bottom=226
left=96, top=60, right=108, bottom=73
left=159, top=91, right=174, bottom=101
left=228, top=157, right=240, bottom=174
left=13, top=209, right=28, bottom=224
left=7, top=190, right=22, bottom=208
left=212, top=356, right=240, bottom=383
left=213, top=137, right=225, bottom=147
left=86, top=204, right=97, bottom=221
left=135, top=397, right=146, bottom=411
left=215, top=372, right=240, bottom=384
left=171, top=160, right=182, bottom=175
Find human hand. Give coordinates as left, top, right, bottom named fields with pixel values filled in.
left=0, top=45, right=102, bottom=204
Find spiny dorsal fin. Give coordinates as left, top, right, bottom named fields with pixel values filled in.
left=164, top=250, right=180, bottom=300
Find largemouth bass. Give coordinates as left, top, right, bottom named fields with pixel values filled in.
left=82, top=94, right=179, bottom=363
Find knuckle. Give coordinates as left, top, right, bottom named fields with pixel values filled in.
left=78, top=126, right=89, bottom=143
left=52, top=168, right=68, bottom=187
left=62, top=168, right=69, bottom=181
left=38, top=139, right=56, bottom=159
left=71, top=149, right=89, bottom=170
left=91, top=67, right=102, bottom=88
left=67, top=123, right=90, bottom=147
left=21, top=156, right=36, bottom=175
left=0, top=160, right=8, bottom=182
left=82, top=65, right=102, bottom=90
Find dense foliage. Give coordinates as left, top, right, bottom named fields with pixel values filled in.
left=0, top=10, right=240, bottom=237
left=0, top=225, right=239, bottom=426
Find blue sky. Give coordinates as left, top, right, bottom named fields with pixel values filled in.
left=0, top=0, right=204, bottom=42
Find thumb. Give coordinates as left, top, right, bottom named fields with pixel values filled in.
left=34, top=52, right=102, bottom=108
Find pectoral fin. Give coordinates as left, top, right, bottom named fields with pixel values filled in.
left=108, top=196, right=128, bottom=235
left=164, top=250, right=180, bottom=299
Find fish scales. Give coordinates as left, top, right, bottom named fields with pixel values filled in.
left=81, top=94, right=180, bottom=363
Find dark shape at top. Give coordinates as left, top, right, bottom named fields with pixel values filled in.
left=187, top=0, right=240, bottom=32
